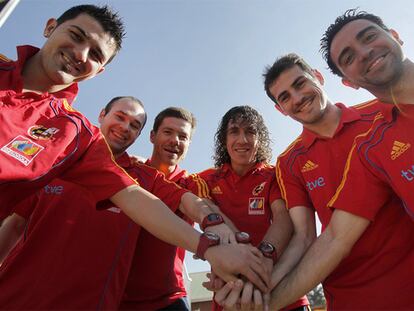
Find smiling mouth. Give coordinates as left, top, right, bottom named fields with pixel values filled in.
left=297, top=96, right=314, bottom=113
left=61, top=53, right=80, bottom=74
left=367, top=53, right=388, bottom=73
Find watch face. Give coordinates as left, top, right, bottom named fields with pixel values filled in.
left=236, top=231, right=251, bottom=244
left=259, top=242, right=275, bottom=253
left=204, top=231, right=220, bottom=242
left=207, top=213, right=221, bottom=221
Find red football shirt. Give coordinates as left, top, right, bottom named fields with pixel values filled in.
left=0, top=46, right=135, bottom=219
left=120, top=162, right=191, bottom=310
left=329, top=102, right=414, bottom=219
left=192, top=162, right=309, bottom=311
left=0, top=153, right=188, bottom=309
left=277, top=102, right=414, bottom=309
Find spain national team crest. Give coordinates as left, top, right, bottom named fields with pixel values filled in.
left=248, top=197, right=265, bottom=215
left=252, top=182, right=266, bottom=196
left=28, top=125, right=60, bottom=140
left=1, top=135, right=44, bottom=166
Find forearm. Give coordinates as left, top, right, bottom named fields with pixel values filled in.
left=269, top=210, right=369, bottom=309
left=179, top=192, right=213, bottom=224
left=263, top=200, right=293, bottom=256
left=0, top=213, right=26, bottom=263
left=269, top=228, right=315, bottom=288
left=111, top=185, right=200, bottom=253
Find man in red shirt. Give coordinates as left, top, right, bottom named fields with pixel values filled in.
left=190, top=105, right=309, bottom=311
left=0, top=4, right=270, bottom=290
left=0, top=97, right=238, bottom=309
left=321, top=9, right=414, bottom=218
left=216, top=53, right=414, bottom=310
left=121, top=107, right=200, bottom=310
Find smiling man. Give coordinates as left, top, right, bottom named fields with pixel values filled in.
left=121, top=107, right=198, bottom=310
left=321, top=9, right=414, bottom=219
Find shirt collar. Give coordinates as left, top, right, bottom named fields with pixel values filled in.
left=115, top=152, right=132, bottom=169
left=301, top=102, right=365, bottom=148
left=221, top=162, right=266, bottom=177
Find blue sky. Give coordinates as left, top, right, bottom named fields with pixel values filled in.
left=2, top=0, right=413, bottom=272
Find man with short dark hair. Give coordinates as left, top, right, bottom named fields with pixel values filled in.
left=121, top=107, right=204, bottom=311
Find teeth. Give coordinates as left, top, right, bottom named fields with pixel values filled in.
left=368, top=56, right=384, bottom=72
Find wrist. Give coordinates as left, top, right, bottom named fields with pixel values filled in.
left=200, top=213, right=224, bottom=231
left=195, top=232, right=220, bottom=260
left=258, top=240, right=278, bottom=264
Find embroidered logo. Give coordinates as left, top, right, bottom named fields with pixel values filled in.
left=1, top=135, right=44, bottom=166
left=252, top=182, right=266, bottom=196
left=301, top=160, right=319, bottom=172
left=211, top=186, right=223, bottom=194
left=28, top=125, right=60, bottom=140
left=391, top=140, right=410, bottom=160
left=248, top=197, right=265, bottom=215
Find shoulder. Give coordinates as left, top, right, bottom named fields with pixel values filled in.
left=277, top=135, right=304, bottom=164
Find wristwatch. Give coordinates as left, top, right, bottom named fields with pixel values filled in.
left=200, top=213, right=224, bottom=231
left=195, top=231, right=220, bottom=261
left=235, top=231, right=251, bottom=244
left=258, top=241, right=278, bottom=264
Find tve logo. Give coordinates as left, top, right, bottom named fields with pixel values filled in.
left=401, top=164, right=414, bottom=182
left=306, top=177, right=325, bottom=191
left=44, top=184, right=64, bottom=195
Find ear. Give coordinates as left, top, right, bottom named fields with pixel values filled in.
left=44, top=18, right=58, bottom=38
left=96, top=66, right=105, bottom=75
left=274, top=103, right=287, bottom=116
left=390, top=29, right=403, bottom=45
left=341, top=77, right=359, bottom=90
left=150, top=130, right=155, bottom=143
left=311, top=69, right=325, bottom=86
left=98, top=109, right=106, bottom=124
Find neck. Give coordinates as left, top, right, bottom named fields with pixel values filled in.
left=149, top=157, right=176, bottom=176
left=231, top=162, right=255, bottom=177
left=303, top=102, right=342, bottom=138
left=369, top=60, right=414, bottom=105
left=21, top=52, right=69, bottom=94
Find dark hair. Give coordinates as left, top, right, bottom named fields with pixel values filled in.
left=103, top=96, right=147, bottom=129
left=56, top=4, right=125, bottom=63
left=263, top=53, right=314, bottom=105
left=321, top=8, right=389, bottom=76
left=213, top=105, right=272, bottom=167
left=152, top=107, right=196, bottom=136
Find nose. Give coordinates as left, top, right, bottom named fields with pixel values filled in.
left=169, top=134, right=180, bottom=145
left=357, top=44, right=373, bottom=62
left=238, top=131, right=249, bottom=143
left=73, top=45, right=89, bottom=64
left=291, top=91, right=303, bottom=107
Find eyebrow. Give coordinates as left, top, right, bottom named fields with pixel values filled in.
left=116, top=110, right=142, bottom=127
left=276, top=76, right=303, bottom=102
left=70, top=25, right=105, bottom=61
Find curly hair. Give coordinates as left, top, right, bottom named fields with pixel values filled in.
left=213, top=106, right=272, bottom=167
left=320, top=8, right=389, bottom=77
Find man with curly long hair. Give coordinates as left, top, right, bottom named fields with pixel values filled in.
left=191, top=105, right=309, bottom=311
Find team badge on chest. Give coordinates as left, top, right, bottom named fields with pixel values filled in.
left=1, top=135, right=44, bottom=166
left=252, top=182, right=266, bottom=196
left=248, top=197, right=265, bottom=215
left=28, top=125, right=60, bottom=140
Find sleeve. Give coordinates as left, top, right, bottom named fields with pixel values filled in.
left=269, top=172, right=283, bottom=203
left=183, top=173, right=212, bottom=199
left=150, top=172, right=189, bottom=213
left=328, top=144, right=392, bottom=220
left=276, top=157, right=312, bottom=209
left=61, top=134, right=137, bottom=202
